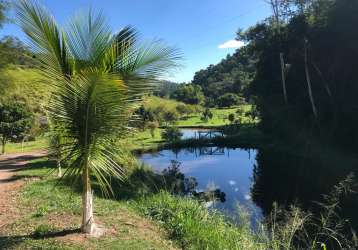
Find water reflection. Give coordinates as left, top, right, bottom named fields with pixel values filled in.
left=252, top=147, right=358, bottom=230
left=140, top=146, right=262, bottom=223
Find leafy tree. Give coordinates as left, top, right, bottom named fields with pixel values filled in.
left=153, top=80, right=178, bottom=98
left=163, top=110, right=179, bottom=125
left=201, top=108, right=213, bottom=122
left=217, top=93, right=243, bottom=107
left=146, top=121, right=158, bottom=138
left=228, top=113, right=235, bottom=124
left=171, top=83, right=205, bottom=105
left=16, top=0, right=179, bottom=235
left=161, top=126, right=183, bottom=143
left=176, top=104, right=191, bottom=116
left=247, top=0, right=358, bottom=147
left=135, top=105, right=155, bottom=130
left=0, top=101, right=33, bottom=154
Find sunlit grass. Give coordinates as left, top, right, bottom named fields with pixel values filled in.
left=4, top=137, right=48, bottom=154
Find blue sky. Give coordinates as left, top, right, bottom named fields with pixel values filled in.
left=1, top=0, right=271, bottom=82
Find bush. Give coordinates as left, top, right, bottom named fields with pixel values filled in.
left=228, top=113, right=235, bottom=123
left=176, top=104, right=191, bottom=116
left=201, top=108, right=213, bottom=122
left=217, top=93, right=243, bottom=108
left=161, top=127, right=183, bottom=142
left=171, top=83, right=205, bottom=105
left=146, top=121, right=159, bottom=138
left=163, top=110, right=179, bottom=125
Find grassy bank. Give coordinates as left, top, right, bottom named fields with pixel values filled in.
left=0, top=158, right=177, bottom=250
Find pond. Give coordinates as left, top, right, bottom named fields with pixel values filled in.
left=139, top=130, right=358, bottom=229
left=140, top=146, right=263, bottom=224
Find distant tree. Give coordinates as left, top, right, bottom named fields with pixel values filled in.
left=171, top=83, right=205, bottom=105
left=201, top=108, right=213, bottom=122
left=176, top=104, right=191, bottom=116
left=228, top=113, right=235, bottom=124
left=191, top=46, right=255, bottom=104
left=163, top=110, right=179, bottom=125
left=161, top=127, right=183, bottom=143
left=217, top=93, right=243, bottom=107
left=135, top=105, right=154, bottom=130
left=49, top=131, right=64, bottom=177
left=0, top=101, right=33, bottom=154
left=153, top=81, right=178, bottom=98
left=147, top=121, right=159, bottom=138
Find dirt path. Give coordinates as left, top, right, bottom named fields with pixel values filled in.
left=0, top=150, right=47, bottom=230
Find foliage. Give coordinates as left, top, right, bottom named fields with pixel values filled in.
left=0, top=36, right=36, bottom=67
left=153, top=80, right=178, bottom=98
left=146, top=121, right=158, bottom=138
left=162, top=110, right=179, bottom=125
left=217, top=93, right=243, bottom=107
left=245, top=0, right=358, bottom=148
left=191, top=46, right=255, bottom=106
left=228, top=113, right=235, bottom=123
left=135, top=96, right=197, bottom=127
left=201, top=108, right=213, bottom=122
left=170, top=83, right=205, bottom=105
left=0, top=100, right=33, bottom=153
left=161, top=127, right=183, bottom=143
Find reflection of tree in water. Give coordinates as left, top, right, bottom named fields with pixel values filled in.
left=251, top=147, right=358, bottom=229
left=162, top=160, right=226, bottom=203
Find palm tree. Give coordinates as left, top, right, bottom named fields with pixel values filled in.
left=15, top=0, right=180, bottom=235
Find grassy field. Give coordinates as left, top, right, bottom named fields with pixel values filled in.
left=3, top=137, right=48, bottom=154
left=0, top=158, right=177, bottom=250
left=176, top=105, right=253, bottom=127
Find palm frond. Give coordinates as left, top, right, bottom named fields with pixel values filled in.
left=15, top=0, right=72, bottom=78
left=16, top=0, right=181, bottom=196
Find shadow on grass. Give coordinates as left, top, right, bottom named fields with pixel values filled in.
left=0, top=228, right=81, bottom=248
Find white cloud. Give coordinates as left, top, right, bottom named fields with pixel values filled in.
left=218, top=40, right=245, bottom=49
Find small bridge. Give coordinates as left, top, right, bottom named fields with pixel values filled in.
left=195, top=130, right=224, bottom=140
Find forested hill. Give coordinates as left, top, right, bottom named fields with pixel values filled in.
left=191, top=46, right=256, bottom=105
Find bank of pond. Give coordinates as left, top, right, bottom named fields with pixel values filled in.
left=133, top=128, right=358, bottom=247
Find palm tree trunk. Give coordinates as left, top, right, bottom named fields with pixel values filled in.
left=81, top=159, right=95, bottom=234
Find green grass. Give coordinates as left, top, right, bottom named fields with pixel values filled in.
left=175, top=105, right=253, bottom=127
left=3, top=137, right=48, bottom=154
left=0, top=158, right=177, bottom=250
left=135, top=192, right=262, bottom=250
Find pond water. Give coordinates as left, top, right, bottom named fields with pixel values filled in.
left=139, top=130, right=358, bottom=229
left=140, top=147, right=263, bottom=224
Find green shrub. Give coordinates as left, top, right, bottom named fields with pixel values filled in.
left=161, top=127, right=183, bottom=142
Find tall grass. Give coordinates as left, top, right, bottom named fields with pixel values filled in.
left=136, top=192, right=261, bottom=250
left=132, top=172, right=357, bottom=250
